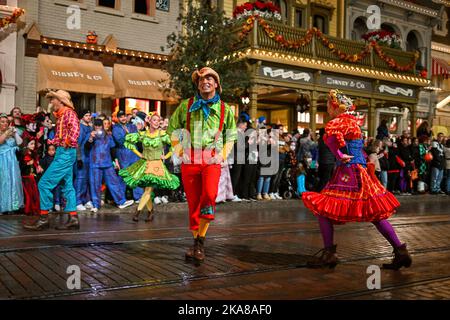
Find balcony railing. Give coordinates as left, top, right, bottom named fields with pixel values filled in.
left=234, top=20, right=418, bottom=75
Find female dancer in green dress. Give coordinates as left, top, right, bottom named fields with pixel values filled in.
left=119, top=112, right=180, bottom=222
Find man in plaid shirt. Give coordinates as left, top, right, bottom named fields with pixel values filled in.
left=167, top=67, right=237, bottom=263
left=24, top=90, right=81, bottom=231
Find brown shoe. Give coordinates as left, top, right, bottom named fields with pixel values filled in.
left=55, top=214, right=80, bottom=230
left=133, top=208, right=141, bottom=222
left=144, top=209, right=154, bottom=223
left=382, top=244, right=412, bottom=270
left=306, top=245, right=339, bottom=269
left=193, top=236, right=205, bottom=262
left=23, top=215, right=50, bottom=231
left=185, top=237, right=198, bottom=260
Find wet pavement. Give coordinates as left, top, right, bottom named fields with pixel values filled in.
left=0, top=194, right=449, bottom=300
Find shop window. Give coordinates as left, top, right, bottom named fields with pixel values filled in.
left=98, top=0, right=117, bottom=9
left=313, top=14, right=328, bottom=34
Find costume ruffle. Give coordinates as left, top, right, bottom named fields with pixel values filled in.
left=302, top=164, right=400, bottom=223
left=119, top=159, right=180, bottom=190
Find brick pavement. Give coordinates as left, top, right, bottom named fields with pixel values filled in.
left=0, top=196, right=449, bottom=300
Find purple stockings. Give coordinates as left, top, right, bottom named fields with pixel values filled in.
left=317, top=216, right=402, bottom=249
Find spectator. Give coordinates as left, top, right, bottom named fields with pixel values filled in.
left=417, top=121, right=432, bottom=140
left=398, top=136, right=413, bottom=195
left=317, top=127, right=335, bottom=191
left=379, top=138, right=391, bottom=189
left=430, top=133, right=446, bottom=194
left=19, top=137, right=42, bottom=216
left=40, top=144, right=63, bottom=211
left=230, top=117, right=247, bottom=202
left=240, top=122, right=258, bottom=201
left=256, top=128, right=274, bottom=200
left=75, top=109, right=93, bottom=211
left=0, top=113, right=24, bottom=214
left=376, top=119, right=389, bottom=140
left=444, top=139, right=450, bottom=195
left=9, top=106, right=25, bottom=136
left=409, top=137, right=421, bottom=193
left=368, top=139, right=382, bottom=181
left=268, top=125, right=286, bottom=200
left=387, top=141, right=404, bottom=194
left=417, top=136, right=431, bottom=193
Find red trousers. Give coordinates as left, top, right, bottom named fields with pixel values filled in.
left=181, top=162, right=221, bottom=231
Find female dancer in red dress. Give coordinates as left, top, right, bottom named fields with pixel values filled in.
left=302, top=89, right=412, bottom=270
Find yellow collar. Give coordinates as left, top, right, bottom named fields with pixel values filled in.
left=146, top=129, right=160, bottom=138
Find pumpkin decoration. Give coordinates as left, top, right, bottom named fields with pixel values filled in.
left=86, top=31, right=98, bottom=44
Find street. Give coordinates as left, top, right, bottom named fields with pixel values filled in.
left=0, top=195, right=449, bottom=300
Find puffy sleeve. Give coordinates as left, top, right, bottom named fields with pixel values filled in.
left=323, top=115, right=360, bottom=161
left=124, top=132, right=141, bottom=150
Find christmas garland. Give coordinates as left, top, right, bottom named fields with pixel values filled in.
left=0, top=8, right=25, bottom=30
left=239, top=16, right=419, bottom=73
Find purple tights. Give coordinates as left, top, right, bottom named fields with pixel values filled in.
left=317, top=216, right=402, bottom=248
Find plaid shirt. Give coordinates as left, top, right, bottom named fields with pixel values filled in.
left=167, top=97, right=237, bottom=150
left=49, top=108, right=80, bottom=148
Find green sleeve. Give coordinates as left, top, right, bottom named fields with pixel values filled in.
left=223, top=104, right=237, bottom=144
left=124, top=132, right=141, bottom=150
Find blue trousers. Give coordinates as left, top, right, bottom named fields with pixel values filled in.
left=38, top=147, right=76, bottom=212
left=430, top=167, right=444, bottom=193
left=90, top=166, right=126, bottom=209
left=257, top=176, right=271, bottom=194
left=75, top=162, right=91, bottom=205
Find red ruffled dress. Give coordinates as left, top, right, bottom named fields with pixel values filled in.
left=302, top=114, right=399, bottom=223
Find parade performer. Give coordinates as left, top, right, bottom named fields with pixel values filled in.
left=112, top=111, right=144, bottom=203
left=75, top=109, right=93, bottom=211
left=302, top=89, right=411, bottom=270
left=85, top=119, right=134, bottom=213
left=119, top=112, right=180, bottom=222
left=24, top=90, right=80, bottom=231
left=167, top=67, right=237, bottom=263
left=20, top=137, right=42, bottom=216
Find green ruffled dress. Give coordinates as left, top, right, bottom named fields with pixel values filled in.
left=118, top=130, right=180, bottom=190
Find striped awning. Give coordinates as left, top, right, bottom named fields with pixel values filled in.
left=432, top=57, right=450, bottom=78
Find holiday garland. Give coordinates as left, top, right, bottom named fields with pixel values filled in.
left=0, top=8, right=25, bottom=30
left=239, top=16, right=419, bottom=73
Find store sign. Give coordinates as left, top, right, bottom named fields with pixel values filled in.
left=50, top=70, right=103, bottom=81
left=320, top=74, right=372, bottom=90
left=378, top=84, right=415, bottom=97
left=260, top=66, right=312, bottom=83
left=128, top=80, right=168, bottom=88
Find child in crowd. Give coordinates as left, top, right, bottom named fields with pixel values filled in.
left=296, top=163, right=307, bottom=195
left=20, top=138, right=43, bottom=215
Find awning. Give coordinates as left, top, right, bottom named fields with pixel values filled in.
left=113, top=64, right=171, bottom=101
left=432, top=57, right=450, bottom=78
left=37, top=54, right=115, bottom=95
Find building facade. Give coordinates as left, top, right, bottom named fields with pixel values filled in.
left=0, top=0, right=20, bottom=113
left=13, top=0, right=180, bottom=116
left=214, top=0, right=433, bottom=136
left=431, top=0, right=450, bottom=135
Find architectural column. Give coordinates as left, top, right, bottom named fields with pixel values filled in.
left=368, top=98, right=377, bottom=138
left=410, top=104, right=417, bottom=137
left=310, top=91, right=318, bottom=133
left=249, top=85, right=258, bottom=122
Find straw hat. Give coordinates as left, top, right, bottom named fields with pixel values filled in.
left=46, top=90, right=74, bottom=109
left=191, top=67, right=222, bottom=94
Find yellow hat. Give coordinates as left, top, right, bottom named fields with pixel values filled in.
left=46, top=90, right=74, bottom=109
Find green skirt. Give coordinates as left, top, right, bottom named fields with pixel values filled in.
left=119, top=159, right=180, bottom=190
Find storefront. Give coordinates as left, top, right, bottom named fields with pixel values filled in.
left=37, top=54, right=115, bottom=115
left=112, top=64, right=174, bottom=117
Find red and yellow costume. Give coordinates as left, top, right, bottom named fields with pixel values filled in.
left=302, top=113, right=400, bottom=223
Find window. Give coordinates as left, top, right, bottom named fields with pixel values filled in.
left=156, top=0, right=169, bottom=12
left=295, top=8, right=304, bottom=28
left=98, top=0, right=117, bottom=9
left=274, top=0, right=288, bottom=21
left=313, top=14, right=328, bottom=34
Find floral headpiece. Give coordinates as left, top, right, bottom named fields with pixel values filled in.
left=147, top=111, right=160, bottom=118
left=328, top=89, right=356, bottom=113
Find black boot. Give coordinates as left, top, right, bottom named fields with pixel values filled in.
left=55, top=214, right=80, bottom=230
left=382, top=244, right=412, bottom=270
left=133, top=208, right=141, bottom=222
left=306, top=245, right=339, bottom=269
left=23, top=215, right=50, bottom=231
left=145, top=209, right=154, bottom=223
